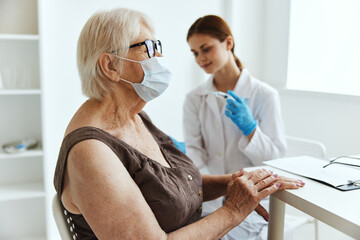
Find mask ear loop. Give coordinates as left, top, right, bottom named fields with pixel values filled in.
left=112, top=55, right=140, bottom=63
left=118, top=77, right=134, bottom=85
left=112, top=55, right=141, bottom=85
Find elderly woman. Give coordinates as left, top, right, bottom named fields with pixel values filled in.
left=54, top=8, right=303, bottom=239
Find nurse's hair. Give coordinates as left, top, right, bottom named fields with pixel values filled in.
left=187, top=15, right=243, bottom=71
left=77, top=8, right=154, bottom=100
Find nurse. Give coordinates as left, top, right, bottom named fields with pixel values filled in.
left=183, top=15, right=289, bottom=240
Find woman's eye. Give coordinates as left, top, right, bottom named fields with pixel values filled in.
left=202, top=47, right=211, bottom=53
left=193, top=52, right=198, bottom=57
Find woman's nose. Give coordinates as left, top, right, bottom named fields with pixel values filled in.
left=199, top=53, right=207, bottom=62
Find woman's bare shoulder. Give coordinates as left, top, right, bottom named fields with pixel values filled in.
left=64, top=100, right=104, bottom=136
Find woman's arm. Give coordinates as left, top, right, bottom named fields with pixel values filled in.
left=201, top=174, right=231, bottom=201
left=63, top=139, right=288, bottom=240
left=238, top=92, right=287, bottom=165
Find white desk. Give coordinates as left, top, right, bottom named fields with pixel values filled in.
left=245, top=166, right=360, bottom=240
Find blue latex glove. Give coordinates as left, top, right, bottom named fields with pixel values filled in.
left=169, top=136, right=186, bottom=154
left=225, top=90, right=257, bottom=136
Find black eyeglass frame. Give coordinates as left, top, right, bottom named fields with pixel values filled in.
left=129, top=39, right=162, bottom=58
left=322, top=155, right=360, bottom=168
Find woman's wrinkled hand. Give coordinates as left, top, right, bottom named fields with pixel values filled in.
left=254, top=173, right=305, bottom=221
left=223, top=169, right=305, bottom=225
left=273, top=175, right=305, bottom=190
left=223, top=169, right=280, bottom=225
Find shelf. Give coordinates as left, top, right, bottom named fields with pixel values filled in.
left=0, top=89, right=41, bottom=95
left=0, top=34, right=39, bottom=41
left=0, top=148, right=43, bottom=159
left=0, top=181, right=45, bottom=202
left=16, top=237, right=46, bottom=240
left=0, top=1, right=46, bottom=239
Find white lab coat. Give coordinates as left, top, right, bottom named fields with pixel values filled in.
left=183, top=69, right=288, bottom=240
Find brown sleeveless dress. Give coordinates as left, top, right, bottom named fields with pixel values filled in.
left=54, top=111, right=203, bottom=239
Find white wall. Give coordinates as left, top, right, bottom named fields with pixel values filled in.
left=287, top=0, right=360, bottom=96
left=230, top=0, right=291, bottom=86
left=231, top=0, right=266, bottom=80
left=262, top=0, right=291, bottom=87
left=39, top=0, right=224, bottom=239
left=280, top=90, right=360, bottom=158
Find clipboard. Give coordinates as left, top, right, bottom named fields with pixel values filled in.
left=264, top=156, right=360, bottom=191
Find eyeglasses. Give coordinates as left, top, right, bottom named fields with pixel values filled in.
left=322, top=156, right=360, bottom=168
left=129, top=39, right=162, bottom=58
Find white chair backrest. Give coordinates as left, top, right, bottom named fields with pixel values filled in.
left=52, top=194, right=72, bottom=240
left=286, top=136, right=327, bottom=158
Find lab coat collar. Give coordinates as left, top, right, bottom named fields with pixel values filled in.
left=191, top=76, right=221, bottom=117
left=233, top=69, right=252, bottom=99
left=193, top=68, right=253, bottom=98
left=193, top=76, right=216, bottom=96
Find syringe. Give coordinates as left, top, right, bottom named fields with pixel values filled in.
left=213, top=91, right=231, bottom=99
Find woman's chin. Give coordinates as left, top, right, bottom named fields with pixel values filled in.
left=202, top=67, right=214, bottom=74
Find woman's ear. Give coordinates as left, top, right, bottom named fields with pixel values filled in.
left=225, top=36, right=234, bottom=51
left=98, top=53, right=120, bottom=83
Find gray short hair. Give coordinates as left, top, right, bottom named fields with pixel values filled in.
left=77, top=8, right=154, bottom=100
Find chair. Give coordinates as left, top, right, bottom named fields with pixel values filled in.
left=285, top=136, right=327, bottom=159
left=52, top=194, right=72, bottom=240
left=284, top=135, right=327, bottom=240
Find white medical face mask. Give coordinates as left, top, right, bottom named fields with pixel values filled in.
left=114, top=55, right=172, bottom=102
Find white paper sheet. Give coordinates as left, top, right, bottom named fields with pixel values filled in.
left=263, top=156, right=360, bottom=187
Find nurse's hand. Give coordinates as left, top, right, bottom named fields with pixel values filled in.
left=225, top=90, right=257, bottom=136
left=222, top=169, right=280, bottom=225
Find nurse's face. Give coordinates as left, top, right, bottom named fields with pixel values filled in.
left=188, top=34, right=229, bottom=74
